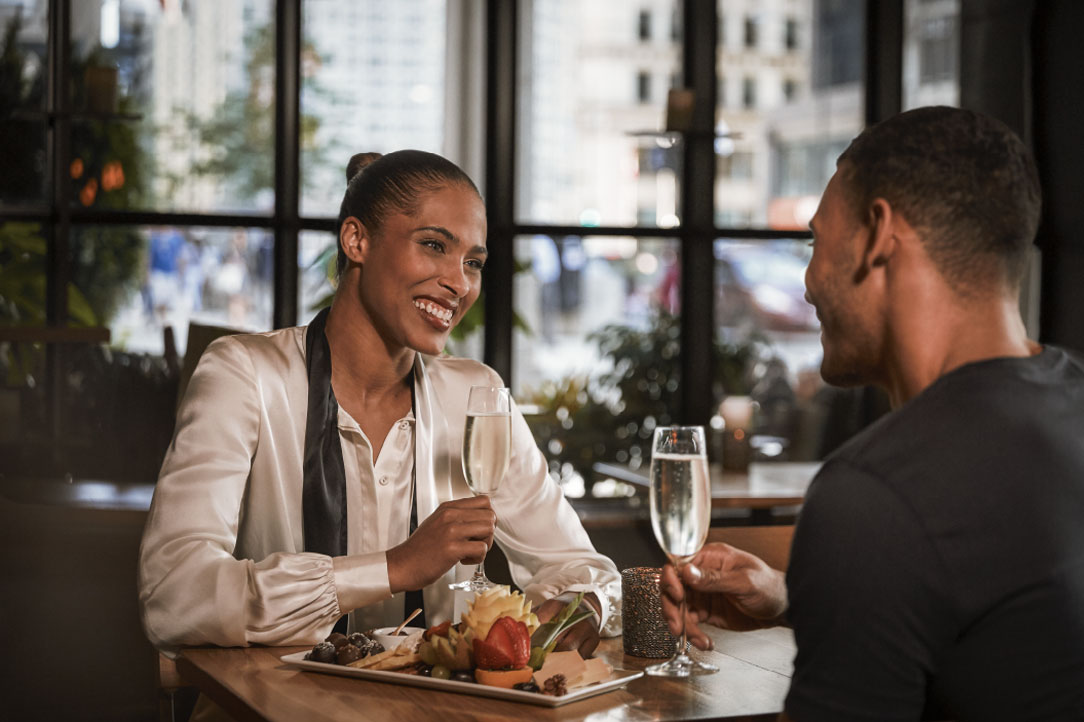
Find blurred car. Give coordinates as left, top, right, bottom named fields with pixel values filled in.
left=714, top=244, right=819, bottom=333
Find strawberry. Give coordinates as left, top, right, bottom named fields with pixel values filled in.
left=473, top=637, right=515, bottom=669
left=473, top=616, right=531, bottom=669
left=423, top=620, right=452, bottom=641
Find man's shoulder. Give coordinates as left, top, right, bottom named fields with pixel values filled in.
left=829, top=345, right=1084, bottom=472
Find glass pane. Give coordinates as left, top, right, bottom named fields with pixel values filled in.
left=717, top=0, right=865, bottom=229
left=711, top=238, right=885, bottom=467
left=71, top=225, right=274, bottom=356
left=517, top=0, right=682, bottom=227
left=301, top=0, right=448, bottom=218
left=514, top=234, right=680, bottom=494
left=902, top=0, right=960, bottom=109
left=67, top=0, right=275, bottom=213
left=0, top=220, right=50, bottom=326
left=1, top=219, right=50, bottom=470
left=299, top=229, right=336, bottom=324
left=0, top=1, right=49, bottom=204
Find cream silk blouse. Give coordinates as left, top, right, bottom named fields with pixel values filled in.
left=137, top=325, right=621, bottom=652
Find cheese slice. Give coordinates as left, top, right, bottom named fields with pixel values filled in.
left=533, top=650, right=588, bottom=688
left=574, top=657, right=613, bottom=688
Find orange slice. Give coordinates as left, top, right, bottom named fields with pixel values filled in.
left=474, top=667, right=534, bottom=688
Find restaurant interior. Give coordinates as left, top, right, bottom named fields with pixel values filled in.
left=1, top=0, right=1082, bottom=719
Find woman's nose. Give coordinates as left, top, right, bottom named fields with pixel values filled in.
left=439, top=261, right=468, bottom=298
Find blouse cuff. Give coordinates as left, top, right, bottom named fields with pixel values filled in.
left=332, top=551, right=394, bottom=613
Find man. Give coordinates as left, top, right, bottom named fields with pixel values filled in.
left=662, top=106, right=1084, bottom=721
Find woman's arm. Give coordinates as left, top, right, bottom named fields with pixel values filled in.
left=138, top=336, right=348, bottom=651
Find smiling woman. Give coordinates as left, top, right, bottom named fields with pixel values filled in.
left=332, top=152, right=487, bottom=358
left=137, top=150, right=622, bottom=704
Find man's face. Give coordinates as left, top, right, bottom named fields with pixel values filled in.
left=805, top=168, right=884, bottom=387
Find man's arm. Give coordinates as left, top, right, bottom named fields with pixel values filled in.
left=660, top=543, right=788, bottom=649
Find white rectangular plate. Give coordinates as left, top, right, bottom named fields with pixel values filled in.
left=280, top=651, right=643, bottom=707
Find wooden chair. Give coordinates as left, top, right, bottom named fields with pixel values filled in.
left=157, top=651, right=197, bottom=722
left=176, top=322, right=247, bottom=408
left=706, top=525, right=795, bottom=571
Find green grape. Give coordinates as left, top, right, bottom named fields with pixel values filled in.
left=419, top=643, right=437, bottom=666
left=431, top=664, right=451, bottom=680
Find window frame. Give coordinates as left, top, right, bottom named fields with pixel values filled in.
left=9, top=0, right=903, bottom=435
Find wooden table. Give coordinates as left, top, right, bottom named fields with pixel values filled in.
left=176, top=626, right=795, bottom=722
left=594, top=461, right=820, bottom=522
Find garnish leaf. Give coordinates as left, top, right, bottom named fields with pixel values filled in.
left=527, top=593, right=599, bottom=669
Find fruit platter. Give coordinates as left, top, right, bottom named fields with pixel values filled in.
left=281, top=587, right=642, bottom=707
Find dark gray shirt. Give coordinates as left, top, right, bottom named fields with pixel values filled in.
left=785, top=346, right=1084, bottom=722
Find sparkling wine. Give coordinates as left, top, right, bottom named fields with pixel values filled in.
left=462, top=412, right=511, bottom=495
left=649, top=452, right=711, bottom=561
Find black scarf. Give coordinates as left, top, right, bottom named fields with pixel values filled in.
left=303, top=307, right=347, bottom=557
left=303, top=307, right=426, bottom=629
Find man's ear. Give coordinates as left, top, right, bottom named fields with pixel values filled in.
left=339, top=216, right=371, bottom=266
left=853, top=198, right=899, bottom=283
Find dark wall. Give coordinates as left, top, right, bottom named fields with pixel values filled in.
left=1032, top=0, right=1084, bottom=350
left=960, top=0, right=1084, bottom=352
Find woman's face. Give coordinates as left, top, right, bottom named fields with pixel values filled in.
left=353, top=183, right=487, bottom=356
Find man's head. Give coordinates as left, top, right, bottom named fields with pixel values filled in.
left=837, top=106, right=1041, bottom=294
left=806, top=106, right=1042, bottom=388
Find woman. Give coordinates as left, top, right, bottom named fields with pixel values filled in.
left=138, top=151, right=620, bottom=659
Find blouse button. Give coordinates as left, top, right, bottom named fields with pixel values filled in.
left=399, top=421, right=409, bottom=431
left=379, top=476, right=388, bottom=486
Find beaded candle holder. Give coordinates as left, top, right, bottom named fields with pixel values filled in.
left=621, top=566, right=682, bottom=658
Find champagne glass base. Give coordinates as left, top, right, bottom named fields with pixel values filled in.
left=645, top=653, right=719, bottom=677
left=448, top=577, right=495, bottom=592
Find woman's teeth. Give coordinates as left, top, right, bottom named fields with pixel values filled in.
left=414, top=299, right=453, bottom=323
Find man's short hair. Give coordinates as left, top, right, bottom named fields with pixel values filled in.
left=837, top=106, right=1041, bottom=293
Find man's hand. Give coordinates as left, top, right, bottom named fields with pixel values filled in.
left=661, top=543, right=787, bottom=650
left=386, top=496, right=496, bottom=593
left=533, top=593, right=602, bottom=658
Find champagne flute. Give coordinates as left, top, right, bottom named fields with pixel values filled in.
left=449, top=385, right=512, bottom=592
left=646, top=425, right=719, bottom=677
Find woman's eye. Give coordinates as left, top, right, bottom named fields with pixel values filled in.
left=421, top=239, right=445, bottom=252
left=465, top=259, right=485, bottom=271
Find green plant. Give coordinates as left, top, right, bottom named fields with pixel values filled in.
left=521, top=309, right=765, bottom=488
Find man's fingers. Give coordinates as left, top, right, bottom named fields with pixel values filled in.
left=684, top=620, right=713, bottom=651
left=661, top=564, right=685, bottom=602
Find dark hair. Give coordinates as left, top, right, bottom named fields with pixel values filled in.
left=837, top=106, right=1041, bottom=292
left=335, top=150, right=481, bottom=277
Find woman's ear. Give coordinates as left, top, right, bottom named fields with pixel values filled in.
left=339, top=217, right=370, bottom=266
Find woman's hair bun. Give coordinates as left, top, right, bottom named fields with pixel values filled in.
left=346, top=152, right=383, bottom=183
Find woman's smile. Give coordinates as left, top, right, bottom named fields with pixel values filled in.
left=413, top=296, right=457, bottom=329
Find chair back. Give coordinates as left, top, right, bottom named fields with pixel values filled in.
left=706, top=525, right=795, bottom=571
left=176, top=322, right=246, bottom=409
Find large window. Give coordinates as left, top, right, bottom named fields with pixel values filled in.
left=300, top=0, right=448, bottom=217
left=902, top=0, right=959, bottom=109
left=3, top=0, right=895, bottom=487
left=516, top=0, right=681, bottom=228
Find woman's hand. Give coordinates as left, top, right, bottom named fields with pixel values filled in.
left=386, top=496, right=496, bottom=593
left=533, top=593, right=603, bottom=658
left=660, top=543, right=787, bottom=650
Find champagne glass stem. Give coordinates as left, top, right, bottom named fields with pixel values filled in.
left=471, top=559, right=486, bottom=585
left=678, top=578, right=689, bottom=657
